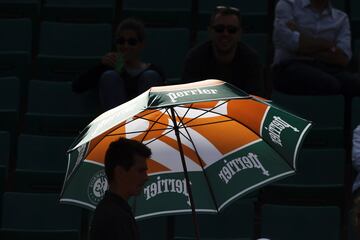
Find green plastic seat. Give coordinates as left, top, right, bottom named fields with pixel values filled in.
left=138, top=217, right=167, bottom=240
left=332, top=0, right=345, bottom=10
left=0, top=77, right=21, bottom=134
left=142, top=28, right=190, bottom=79
left=122, top=0, right=191, bottom=27
left=0, top=192, right=81, bottom=240
left=271, top=91, right=345, bottom=148
left=0, top=18, right=32, bottom=80
left=14, top=134, right=74, bottom=192
left=198, top=0, right=268, bottom=33
left=174, top=199, right=255, bottom=239
left=274, top=148, right=345, bottom=187
left=0, top=0, right=39, bottom=20
left=263, top=148, right=345, bottom=202
left=24, top=80, right=101, bottom=135
left=36, top=21, right=112, bottom=81
left=260, top=204, right=341, bottom=240
left=42, top=0, right=115, bottom=23
left=0, top=131, right=10, bottom=167
left=196, top=31, right=268, bottom=64
left=350, top=0, right=360, bottom=37
left=352, top=97, right=360, bottom=130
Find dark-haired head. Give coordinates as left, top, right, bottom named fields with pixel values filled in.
left=210, top=6, right=242, bottom=27
left=115, top=18, right=145, bottom=43
left=104, top=137, right=151, bottom=182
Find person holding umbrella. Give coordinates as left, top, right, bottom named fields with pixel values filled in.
left=89, top=137, right=151, bottom=240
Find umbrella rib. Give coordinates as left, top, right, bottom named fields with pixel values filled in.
left=106, top=127, right=173, bottom=136
left=140, top=108, right=170, bottom=143
left=67, top=108, right=167, bottom=184
left=177, top=100, right=229, bottom=126
left=173, top=108, right=220, bottom=212
left=178, top=103, right=193, bottom=128
left=134, top=113, right=171, bottom=128
left=186, top=104, right=295, bottom=170
left=142, top=128, right=175, bottom=146
left=179, top=119, right=234, bottom=129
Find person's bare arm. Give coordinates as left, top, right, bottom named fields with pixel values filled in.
left=101, top=52, right=118, bottom=68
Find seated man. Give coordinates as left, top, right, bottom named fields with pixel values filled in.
left=182, top=6, right=265, bottom=97
left=73, top=18, right=165, bottom=111
left=272, top=0, right=360, bottom=95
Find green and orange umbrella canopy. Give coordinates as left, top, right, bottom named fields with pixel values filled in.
left=60, top=79, right=312, bottom=220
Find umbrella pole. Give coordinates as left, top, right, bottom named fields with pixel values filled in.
left=170, top=108, right=201, bottom=240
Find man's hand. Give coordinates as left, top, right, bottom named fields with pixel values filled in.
left=101, top=52, right=118, bottom=68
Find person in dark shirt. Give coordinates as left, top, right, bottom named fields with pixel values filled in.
left=90, top=138, right=151, bottom=240
left=73, top=18, right=165, bottom=111
left=182, top=6, right=265, bottom=97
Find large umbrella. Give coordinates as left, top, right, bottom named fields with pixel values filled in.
left=60, top=80, right=312, bottom=239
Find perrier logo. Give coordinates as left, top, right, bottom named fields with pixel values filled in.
left=265, top=116, right=299, bottom=146
left=88, top=170, right=108, bottom=204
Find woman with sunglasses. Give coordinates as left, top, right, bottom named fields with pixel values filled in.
left=73, top=18, right=165, bottom=111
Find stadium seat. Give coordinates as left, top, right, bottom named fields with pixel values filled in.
left=42, top=0, right=116, bottom=23
left=0, top=18, right=32, bottom=80
left=350, top=0, right=360, bottom=37
left=274, top=148, right=345, bottom=187
left=122, top=0, right=191, bottom=27
left=0, top=192, right=81, bottom=240
left=138, top=217, right=167, bottom=240
left=352, top=97, right=360, bottom=130
left=0, top=77, right=21, bottom=134
left=271, top=91, right=345, bottom=148
left=198, top=0, right=268, bottom=33
left=0, top=131, right=10, bottom=167
left=24, top=80, right=101, bottom=135
left=174, top=199, right=255, bottom=239
left=263, top=148, right=345, bottom=203
left=332, top=0, right=346, bottom=10
left=260, top=204, right=341, bottom=240
left=0, top=0, right=39, bottom=19
left=0, top=132, right=10, bottom=218
left=14, top=134, right=74, bottom=192
left=142, top=28, right=190, bottom=79
left=36, top=21, right=112, bottom=81
left=166, top=78, right=183, bottom=85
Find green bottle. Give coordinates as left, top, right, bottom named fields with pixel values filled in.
left=114, top=53, right=124, bottom=73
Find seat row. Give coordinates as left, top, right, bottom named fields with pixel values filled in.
left=0, top=131, right=348, bottom=196
left=0, top=18, right=269, bottom=82
left=3, top=76, right=360, bottom=144
left=0, top=192, right=344, bottom=240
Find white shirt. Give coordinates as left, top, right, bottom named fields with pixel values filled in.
left=352, top=125, right=360, bottom=192
left=273, top=0, right=352, bottom=65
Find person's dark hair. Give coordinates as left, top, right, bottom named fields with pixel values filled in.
left=104, top=137, right=151, bottom=182
left=210, top=6, right=242, bottom=26
left=115, top=18, right=145, bottom=42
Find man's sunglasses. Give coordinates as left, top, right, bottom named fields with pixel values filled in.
left=215, top=5, right=240, bottom=14
left=212, top=25, right=239, bottom=34
left=116, top=37, right=139, bottom=46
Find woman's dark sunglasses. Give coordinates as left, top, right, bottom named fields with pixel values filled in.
left=212, top=25, right=239, bottom=34
left=116, top=37, right=139, bottom=46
